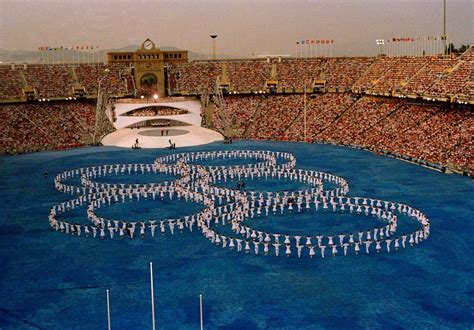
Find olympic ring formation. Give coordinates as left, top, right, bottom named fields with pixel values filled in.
left=48, top=150, right=431, bottom=259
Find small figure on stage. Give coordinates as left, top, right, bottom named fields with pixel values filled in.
left=132, top=138, right=141, bottom=149
left=168, top=139, right=176, bottom=150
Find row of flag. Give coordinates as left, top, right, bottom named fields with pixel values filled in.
left=38, top=45, right=100, bottom=51
left=296, top=39, right=334, bottom=45
left=384, top=36, right=447, bottom=43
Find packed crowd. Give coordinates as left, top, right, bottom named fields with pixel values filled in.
left=0, top=66, right=23, bottom=99
left=0, top=48, right=472, bottom=101
left=431, top=47, right=474, bottom=96
left=124, top=106, right=188, bottom=116
left=212, top=95, right=263, bottom=136
left=75, top=64, right=132, bottom=95
left=170, top=57, right=375, bottom=93
left=0, top=101, right=109, bottom=154
left=245, top=95, right=304, bottom=139
left=401, top=58, right=456, bottom=95
left=168, top=61, right=221, bottom=93
left=284, top=93, right=356, bottom=141
left=213, top=94, right=473, bottom=174
left=168, top=50, right=472, bottom=98
left=24, top=65, right=75, bottom=98
left=0, top=64, right=133, bottom=100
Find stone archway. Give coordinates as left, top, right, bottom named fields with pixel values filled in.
left=139, top=72, right=159, bottom=97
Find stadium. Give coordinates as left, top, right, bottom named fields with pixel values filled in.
left=0, top=1, right=473, bottom=329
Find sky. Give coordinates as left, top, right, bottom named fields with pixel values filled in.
left=0, top=0, right=472, bottom=57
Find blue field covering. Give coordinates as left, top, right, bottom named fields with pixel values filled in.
left=0, top=140, right=473, bottom=329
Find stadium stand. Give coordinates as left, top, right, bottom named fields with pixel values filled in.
left=0, top=46, right=472, bottom=174
left=428, top=48, right=473, bottom=96
left=214, top=93, right=472, bottom=174
left=0, top=66, right=23, bottom=99
left=401, top=58, right=456, bottom=95
left=0, top=100, right=104, bottom=154
left=23, top=65, right=75, bottom=98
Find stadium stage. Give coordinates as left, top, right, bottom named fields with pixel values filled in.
left=102, top=99, right=224, bottom=148
left=0, top=140, right=472, bottom=329
left=101, top=126, right=224, bottom=148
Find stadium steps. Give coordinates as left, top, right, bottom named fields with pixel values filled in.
left=401, top=61, right=431, bottom=93
left=351, top=58, right=380, bottom=91
left=416, top=108, right=465, bottom=146
left=70, top=66, right=79, bottom=83
left=392, top=108, right=446, bottom=156
left=242, top=96, right=266, bottom=138
left=359, top=103, right=403, bottom=140
left=69, top=109, right=94, bottom=138
left=18, top=70, right=29, bottom=89
left=280, top=96, right=316, bottom=138
left=315, top=95, right=362, bottom=136
left=425, top=61, right=464, bottom=95
left=16, top=111, right=50, bottom=137
left=368, top=63, right=398, bottom=91
left=385, top=105, right=440, bottom=145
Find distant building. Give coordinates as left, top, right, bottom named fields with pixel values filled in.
left=107, top=38, right=188, bottom=97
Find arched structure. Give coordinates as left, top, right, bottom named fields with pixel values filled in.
left=107, top=39, right=188, bottom=96
left=101, top=98, right=223, bottom=148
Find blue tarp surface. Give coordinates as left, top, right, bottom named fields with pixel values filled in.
left=0, top=140, right=473, bottom=329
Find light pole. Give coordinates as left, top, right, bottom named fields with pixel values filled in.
left=376, top=39, right=385, bottom=56
left=93, top=68, right=110, bottom=144
left=210, top=35, right=218, bottom=60
left=303, top=84, right=307, bottom=142
left=443, top=0, right=447, bottom=55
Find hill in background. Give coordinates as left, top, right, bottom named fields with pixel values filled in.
left=0, top=45, right=235, bottom=64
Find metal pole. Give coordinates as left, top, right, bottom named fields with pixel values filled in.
left=106, top=289, right=111, bottom=330
left=210, top=35, right=217, bottom=61
left=150, top=262, right=156, bottom=330
left=303, top=85, right=307, bottom=142
left=443, top=0, right=447, bottom=54
left=199, top=294, right=203, bottom=330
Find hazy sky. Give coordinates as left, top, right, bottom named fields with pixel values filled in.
left=0, top=0, right=472, bottom=57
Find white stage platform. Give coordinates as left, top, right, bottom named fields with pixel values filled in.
left=102, top=126, right=224, bottom=148
left=101, top=98, right=224, bottom=148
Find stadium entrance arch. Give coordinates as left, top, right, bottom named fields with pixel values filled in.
left=107, top=38, right=188, bottom=97
left=138, top=72, right=159, bottom=97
